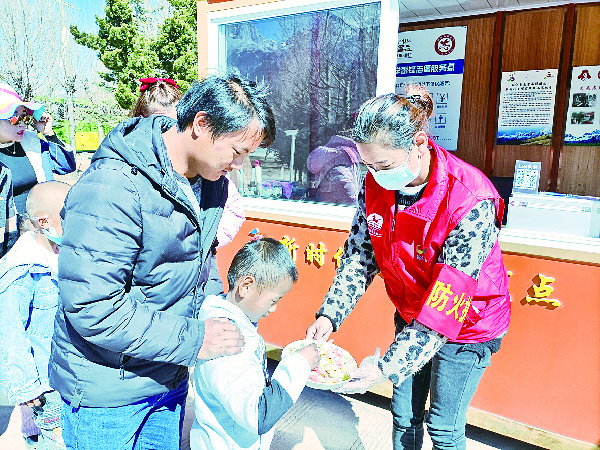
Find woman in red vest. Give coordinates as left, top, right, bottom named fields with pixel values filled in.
left=306, top=85, right=510, bottom=450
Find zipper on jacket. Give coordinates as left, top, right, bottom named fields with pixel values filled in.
left=392, top=190, right=399, bottom=232
left=118, top=353, right=132, bottom=380
left=119, top=353, right=125, bottom=380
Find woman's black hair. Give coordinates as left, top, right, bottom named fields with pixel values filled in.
left=352, top=84, right=434, bottom=150
left=130, top=80, right=182, bottom=118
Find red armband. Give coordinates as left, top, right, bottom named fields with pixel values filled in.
left=416, top=264, right=478, bottom=340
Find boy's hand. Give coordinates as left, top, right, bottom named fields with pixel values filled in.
left=197, top=318, right=245, bottom=360
left=305, top=316, right=333, bottom=342
left=20, top=394, right=43, bottom=408
left=297, top=343, right=320, bottom=370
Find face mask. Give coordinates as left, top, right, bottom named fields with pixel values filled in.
left=42, top=226, right=62, bottom=246
left=369, top=153, right=421, bottom=191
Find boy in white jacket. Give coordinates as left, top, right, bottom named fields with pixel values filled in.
left=191, top=237, right=319, bottom=450
left=0, top=181, right=70, bottom=449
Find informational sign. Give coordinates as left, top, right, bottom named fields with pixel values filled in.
left=395, top=26, right=467, bottom=151
left=497, top=69, right=558, bottom=145
left=512, top=160, right=541, bottom=194
left=564, top=65, right=600, bottom=145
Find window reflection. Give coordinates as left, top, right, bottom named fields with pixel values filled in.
left=221, top=3, right=380, bottom=205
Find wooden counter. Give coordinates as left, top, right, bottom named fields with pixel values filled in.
left=215, top=200, right=600, bottom=449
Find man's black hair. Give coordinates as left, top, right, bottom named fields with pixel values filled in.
left=176, top=74, right=276, bottom=148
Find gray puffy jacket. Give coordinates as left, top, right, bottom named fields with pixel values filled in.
left=50, top=116, right=226, bottom=407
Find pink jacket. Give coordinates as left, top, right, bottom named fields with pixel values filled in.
left=217, top=177, right=245, bottom=249
left=365, top=140, right=510, bottom=342
left=307, top=136, right=361, bottom=204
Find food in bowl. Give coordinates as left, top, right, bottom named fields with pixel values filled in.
left=282, top=339, right=357, bottom=389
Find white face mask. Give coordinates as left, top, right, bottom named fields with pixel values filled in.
left=369, top=152, right=421, bottom=191
left=42, top=226, right=62, bottom=245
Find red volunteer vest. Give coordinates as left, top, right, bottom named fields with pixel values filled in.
left=365, top=140, right=510, bottom=342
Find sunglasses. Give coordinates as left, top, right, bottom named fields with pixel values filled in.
left=10, top=113, right=36, bottom=126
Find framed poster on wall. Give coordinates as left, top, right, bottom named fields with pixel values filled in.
left=395, top=26, right=467, bottom=151
left=497, top=69, right=558, bottom=145
left=564, top=65, right=600, bottom=145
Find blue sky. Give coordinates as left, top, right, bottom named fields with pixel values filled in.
left=65, top=0, right=169, bottom=33
left=68, top=0, right=105, bottom=32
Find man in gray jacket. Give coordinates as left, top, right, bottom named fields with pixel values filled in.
left=50, top=75, right=276, bottom=450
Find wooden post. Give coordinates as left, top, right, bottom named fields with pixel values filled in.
left=549, top=3, right=576, bottom=192
left=484, top=11, right=504, bottom=177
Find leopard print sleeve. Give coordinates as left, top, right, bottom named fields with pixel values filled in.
left=379, top=321, right=447, bottom=385
left=442, top=199, right=500, bottom=280
left=317, top=183, right=380, bottom=331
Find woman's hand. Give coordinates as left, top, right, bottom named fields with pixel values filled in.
left=35, top=112, right=54, bottom=136
left=305, top=316, right=333, bottom=341
left=332, top=348, right=387, bottom=395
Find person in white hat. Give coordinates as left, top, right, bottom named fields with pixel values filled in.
left=0, top=83, right=75, bottom=250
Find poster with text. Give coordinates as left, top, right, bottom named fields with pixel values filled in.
left=564, top=65, right=600, bottom=145
left=497, top=69, right=558, bottom=145
left=395, top=26, right=467, bottom=151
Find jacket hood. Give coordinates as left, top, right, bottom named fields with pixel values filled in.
left=91, top=115, right=198, bottom=218
left=202, top=294, right=256, bottom=331
left=307, top=135, right=360, bottom=175
left=92, top=116, right=175, bottom=186
left=0, top=231, right=56, bottom=290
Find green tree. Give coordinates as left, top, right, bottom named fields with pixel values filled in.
left=153, top=0, right=197, bottom=91
left=70, top=0, right=158, bottom=109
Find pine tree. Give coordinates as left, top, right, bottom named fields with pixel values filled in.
left=153, top=0, right=197, bottom=91
left=70, top=0, right=158, bottom=109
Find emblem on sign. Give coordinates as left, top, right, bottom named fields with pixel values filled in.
left=435, top=34, right=455, bottom=55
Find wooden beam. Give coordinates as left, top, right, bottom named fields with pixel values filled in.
left=466, top=407, right=599, bottom=450
left=549, top=3, right=576, bottom=192
left=484, top=11, right=504, bottom=176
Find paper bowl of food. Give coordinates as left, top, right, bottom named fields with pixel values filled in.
left=282, top=339, right=357, bottom=390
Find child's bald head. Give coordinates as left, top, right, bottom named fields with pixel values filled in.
left=26, top=181, right=71, bottom=221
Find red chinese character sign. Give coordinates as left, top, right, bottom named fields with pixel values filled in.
left=305, top=242, right=327, bottom=267
left=522, top=274, right=561, bottom=309
left=564, top=65, right=600, bottom=145
left=277, top=231, right=344, bottom=270
left=279, top=235, right=299, bottom=261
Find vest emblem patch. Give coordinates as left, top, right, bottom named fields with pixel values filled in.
left=367, top=213, right=384, bottom=238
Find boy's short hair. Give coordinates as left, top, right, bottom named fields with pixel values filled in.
left=176, top=74, right=276, bottom=148
left=227, top=237, right=297, bottom=291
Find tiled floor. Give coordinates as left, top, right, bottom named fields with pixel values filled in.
left=0, top=383, right=544, bottom=450
left=269, top=387, right=545, bottom=450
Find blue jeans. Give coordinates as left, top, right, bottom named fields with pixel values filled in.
left=60, top=378, right=188, bottom=450
left=391, top=315, right=498, bottom=450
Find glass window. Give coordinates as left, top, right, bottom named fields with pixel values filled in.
left=218, top=2, right=381, bottom=206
